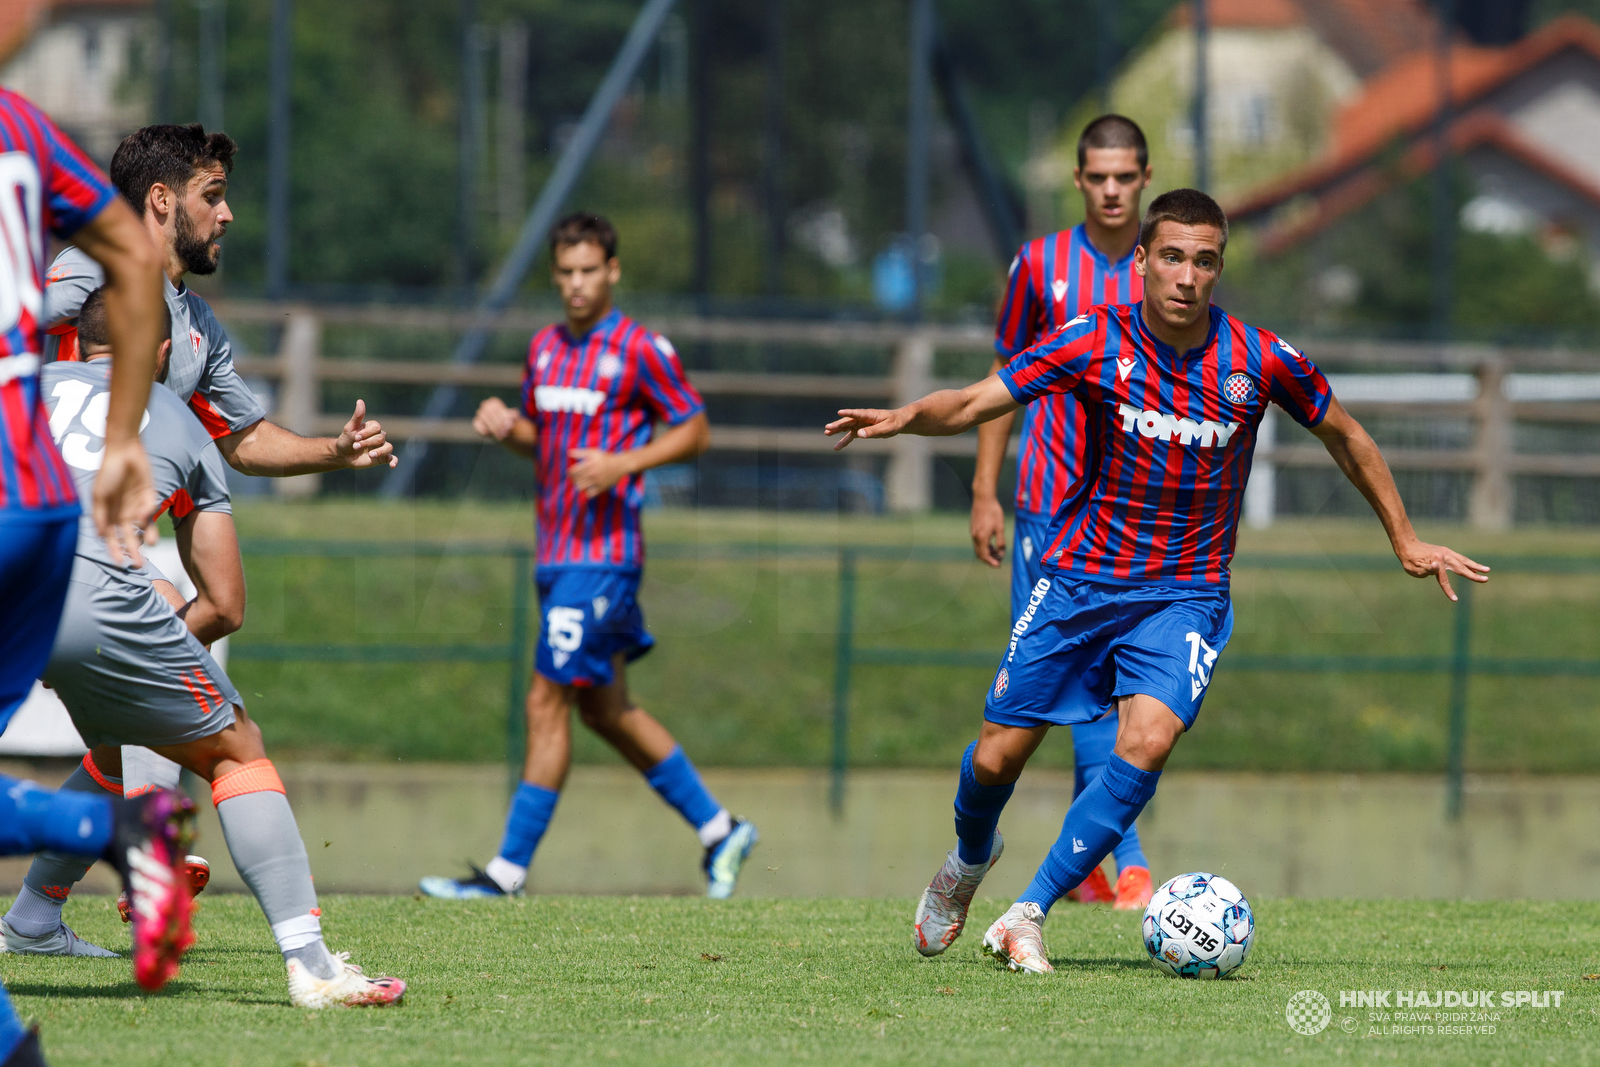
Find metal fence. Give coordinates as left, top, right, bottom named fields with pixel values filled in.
left=221, top=539, right=1600, bottom=818
left=227, top=539, right=533, bottom=772
left=830, top=548, right=1600, bottom=820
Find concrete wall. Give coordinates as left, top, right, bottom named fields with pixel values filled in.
left=5, top=762, right=1596, bottom=901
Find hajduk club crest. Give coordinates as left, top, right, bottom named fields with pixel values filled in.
left=1222, top=372, right=1256, bottom=405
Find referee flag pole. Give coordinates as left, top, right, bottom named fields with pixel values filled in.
left=383, top=0, right=684, bottom=498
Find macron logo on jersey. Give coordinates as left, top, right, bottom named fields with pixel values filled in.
left=535, top=385, right=606, bottom=416
left=1118, top=403, right=1240, bottom=448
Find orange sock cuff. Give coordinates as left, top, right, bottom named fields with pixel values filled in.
left=211, top=759, right=285, bottom=806
left=81, top=753, right=122, bottom=796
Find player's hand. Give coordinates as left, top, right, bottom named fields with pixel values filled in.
left=335, top=399, right=397, bottom=468
left=92, top=438, right=158, bottom=568
left=568, top=448, right=632, bottom=497
left=970, top=494, right=1007, bottom=567
left=825, top=407, right=910, bottom=450
left=472, top=397, right=519, bottom=442
left=1396, top=539, right=1490, bottom=601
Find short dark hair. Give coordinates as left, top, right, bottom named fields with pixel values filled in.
left=1138, top=188, right=1229, bottom=252
left=549, top=212, right=618, bottom=259
left=77, top=285, right=173, bottom=352
left=110, top=124, right=237, bottom=216
left=1077, top=114, right=1148, bottom=169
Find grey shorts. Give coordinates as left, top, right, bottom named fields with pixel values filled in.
left=43, top=558, right=240, bottom=748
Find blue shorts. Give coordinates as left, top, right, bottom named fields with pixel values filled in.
left=985, top=575, right=1233, bottom=731
left=1009, top=510, right=1052, bottom=621
left=0, top=507, right=79, bottom=733
left=535, top=567, right=655, bottom=688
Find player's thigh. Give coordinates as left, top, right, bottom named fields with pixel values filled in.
left=1111, top=590, right=1234, bottom=731
left=0, top=513, right=76, bottom=724
left=534, top=568, right=653, bottom=689
left=574, top=654, right=633, bottom=728
left=44, top=570, right=241, bottom=750
left=984, top=577, right=1122, bottom=729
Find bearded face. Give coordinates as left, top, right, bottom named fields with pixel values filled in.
left=173, top=198, right=222, bottom=276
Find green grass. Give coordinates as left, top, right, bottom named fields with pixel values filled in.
left=5, top=894, right=1598, bottom=1065
left=214, top=501, right=1600, bottom=773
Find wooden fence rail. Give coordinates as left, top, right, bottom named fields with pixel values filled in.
left=216, top=302, right=1600, bottom=527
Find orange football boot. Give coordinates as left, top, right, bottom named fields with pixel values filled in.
left=1113, top=865, right=1153, bottom=911
left=1064, top=864, right=1115, bottom=903
left=120, top=855, right=210, bottom=923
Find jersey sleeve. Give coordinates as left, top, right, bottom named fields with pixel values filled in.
left=1262, top=334, right=1332, bottom=429
left=32, top=105, right=117, bottom=241
left=42, top=248, right=103, bottom=331
left=188, top=302, right=266, bottom=439
left=997, top=313, right=1100, bottom=405
left=519, top=332, right=545, bottom=419
left=634, top=332, right=704, bottom=426
left=993, top=247, right=1040, bottom=359
left=187, top=444, right=234, bottom=515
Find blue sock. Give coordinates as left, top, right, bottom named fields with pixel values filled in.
left=1017, top=755, right=1160, bottom=915
left=954, top=740, right=1014, bottom=865
left=0, top=981, right=24, bottom=1064
left=496, top=782, right=560, bottom=867
left=0, top=774, right=112, bottom=857
left=1071, top=717, right=1147, bottom=871
left=643, top=746, right=723, bottom=831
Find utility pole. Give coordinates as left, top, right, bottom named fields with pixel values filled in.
left=457, top=0, right=485, bottom=293
left=690, top=0, right=712, bottom=308
left=497, top=23, right=529, bottom=232
left=266, top=0, right=291, bottom=300
left=762, top=0, right=786, bottom=298
left=196, top=0, right=225, bottom=132
left=153, top=0, right=173, bottom=123
left=1192, top=0, right=1209, bottom=193
left=1432, top=0, right=1457, bottom=339
left=906, top=0, right=933, bottom=321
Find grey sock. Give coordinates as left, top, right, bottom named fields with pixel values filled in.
left=121, top=747, right=182, bottom=795
left=216, top=789, right=320, bottom=929
left=6, top=763, right=116, bottom=937
left=284, top=940, right=337, bottom=980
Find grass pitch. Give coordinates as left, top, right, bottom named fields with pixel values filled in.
left=4, top=894, right=1596, bottom=1066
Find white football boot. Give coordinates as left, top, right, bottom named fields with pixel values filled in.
left=287, top=951, right=406, bottom=1009
left=913, top=831, right=1003, bottom=957
left=981, top=901, right=1053, bottom=974
left=0, top=918, right=118, bottom=958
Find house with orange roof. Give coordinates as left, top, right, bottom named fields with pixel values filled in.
left=1054, top=0, right=1445, bottom=216
left=1230, top=15, right=1600, bottom=275
left=0, top=0, right=153, bottom=162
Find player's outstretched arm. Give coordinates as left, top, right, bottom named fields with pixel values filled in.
left=217, top=400, right=396, bottom=476
left=567, top=411, right=710, bottom=498
left=971, top=356, right=1015, bottom=567
left=71, top=197, right=165, bottom=566
left=473, top=396, right=536, bottom=458
left=1311, top=396, right=1490, bottom=601
left=173, top=510, right=246, bottom=645
left=826, top=374, right=1018, bottom=451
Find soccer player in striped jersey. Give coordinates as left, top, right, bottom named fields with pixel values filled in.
left=0, top=88, right=197, bottom=1064
left=828, top=189, right=1489, bottom=974
left=973, top=114, right=1153, bottom=911
left=421, top=213, right=758, bottom=902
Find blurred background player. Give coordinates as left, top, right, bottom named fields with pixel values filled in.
left=969, top=115, right=1154, bottom=911
left=421, top=212, right=758, bottom=901
left=9, top=287, right=404, bottom=1010
left=0, top=88, right=195, bottom=1066
left=42, top=123, right=396, bottom=805
left=828, top=189, right=1489, bottom=974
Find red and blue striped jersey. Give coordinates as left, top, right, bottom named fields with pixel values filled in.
left=994, top=224, right=1142, bottom=517
left=0, top=89, right=117, bottom=512
left=999, top=303, right=1332, bottom=587
left=519, top=308, right=704, bottom=569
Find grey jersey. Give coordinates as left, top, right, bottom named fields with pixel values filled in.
left=40, top=360, right=232, bottom=575
left=43, top=246, right=266, bottom=437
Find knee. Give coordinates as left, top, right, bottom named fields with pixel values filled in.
left=972, top=743, right=1022, bottom=786
left=576, top=701, right=625, bottom=734
left=1115, top=721, right=1180, bottom=770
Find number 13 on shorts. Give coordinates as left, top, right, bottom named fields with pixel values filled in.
left=1185, top=630, right=1218, bottom=701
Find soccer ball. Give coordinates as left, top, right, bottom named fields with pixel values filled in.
left=1141, top=872, right=1253, bottom=979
